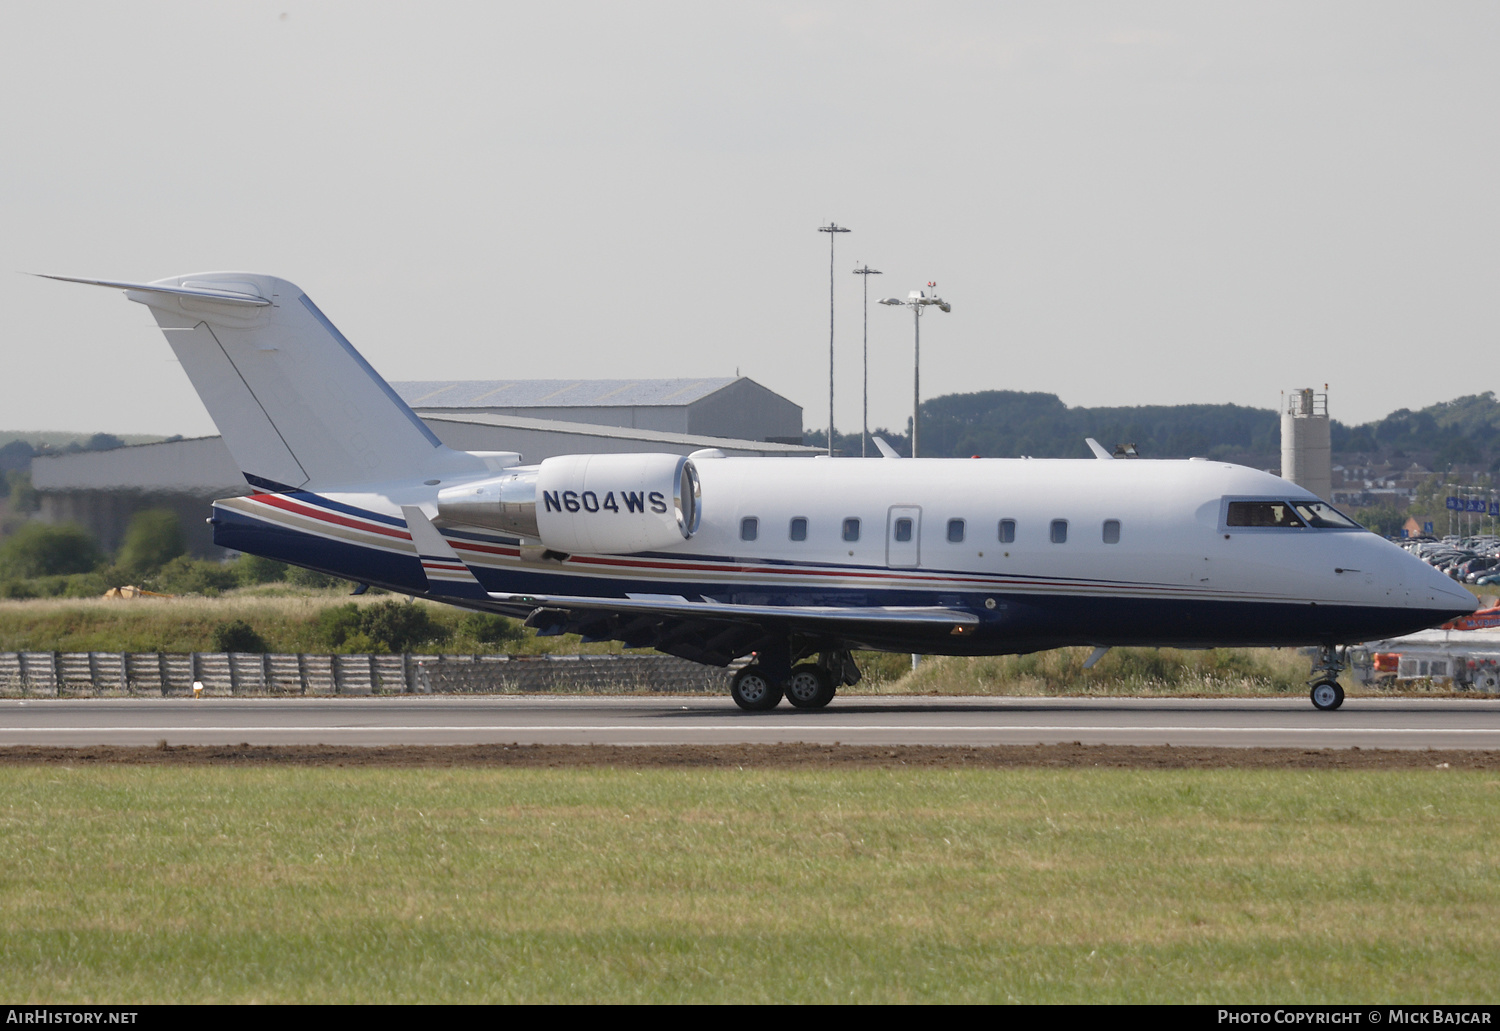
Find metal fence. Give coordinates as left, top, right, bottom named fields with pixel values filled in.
left=0, top=652, right=737, bottom=697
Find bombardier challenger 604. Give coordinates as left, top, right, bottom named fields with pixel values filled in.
left=45, top=272, right=1476, bottom=711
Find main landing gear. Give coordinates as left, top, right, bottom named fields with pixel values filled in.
left=729, top=665, right=782, bottom=711
left=1308, top=644, right=1347, bottom=711
left=730, top=650, right=858, bottom=712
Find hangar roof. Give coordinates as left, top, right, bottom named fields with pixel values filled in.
left=391, top=378, right=741, bottom=409
left=421, top=411, right=818, bottom=455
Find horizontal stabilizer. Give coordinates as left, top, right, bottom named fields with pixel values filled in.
left=36, top=274, right=271, bottom=307
left=44, top=271, right=488, bottom=491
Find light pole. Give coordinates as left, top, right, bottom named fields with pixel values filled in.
left=818, top=223, right=851, bottom=456
left=852, top=263, right=882, bottom=457
left=879, top=282, right=951, bottom=457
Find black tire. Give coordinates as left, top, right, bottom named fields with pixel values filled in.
left=731, top=665, right=783, bottom=711
left=1310, top=680, right=1344, bottom=711
left=784, top=663, right=836, bottom=709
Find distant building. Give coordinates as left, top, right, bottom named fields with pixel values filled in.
left=392, top=377, right=803, bottom=444
left=31, top=436, right=239, bottom=556
left=31, top=377, right=812, bottom=557
left=1281, top=388, right=1332, bottom=503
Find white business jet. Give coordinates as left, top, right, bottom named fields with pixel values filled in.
left=44, top=273, right=1476, bottom=711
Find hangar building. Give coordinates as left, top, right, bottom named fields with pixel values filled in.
left=31, top=377, right=811, bottom=557
left=395, top=377, right=803, bottom=444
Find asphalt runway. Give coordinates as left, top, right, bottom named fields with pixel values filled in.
left=3, top=695, right=1500, bottom=749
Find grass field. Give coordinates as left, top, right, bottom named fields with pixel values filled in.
left=2, top=764, right=1497, bottom=1003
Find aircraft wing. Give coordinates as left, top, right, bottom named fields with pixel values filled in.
left=490, top=591, right=979, bottom=629
left=487, top=590, right=980, bottom=666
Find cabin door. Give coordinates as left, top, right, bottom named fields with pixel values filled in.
left=886, top=506, right=922, bottom=568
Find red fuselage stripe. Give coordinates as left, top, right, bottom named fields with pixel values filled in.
left=252, top=494, right=413, bottom=541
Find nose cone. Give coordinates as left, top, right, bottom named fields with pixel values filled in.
left=1325, top=535, right=1477, bottom=643
left=1409, top=550, right=1480, bottom=621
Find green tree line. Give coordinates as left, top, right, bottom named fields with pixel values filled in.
left=809, top=390, right=1500, bottom=468
left=0, top=508, right=334, bottom=600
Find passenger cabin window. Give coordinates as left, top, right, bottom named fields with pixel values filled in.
left=1102, top=519, right=1121, bottom=544
left=842, top=518, right=860, bottom=542
left=790, top=517, right=808, bottom=542
left=947, top=519, right=965, bottom=543
left=894, top=517, right=913, bottom=543
left=1050, top=519, right=1068, bottom=544
left=740, top=517, right=758, bottom=542
left=998, top=519, right=1016, bottom=543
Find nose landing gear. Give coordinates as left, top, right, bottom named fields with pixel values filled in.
left=1310, top=679, right=1345, bottom=711
left=1309, top=644, right=1347, bottom=711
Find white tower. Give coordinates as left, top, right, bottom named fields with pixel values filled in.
left=1281, top=387, right=1332, bottom=503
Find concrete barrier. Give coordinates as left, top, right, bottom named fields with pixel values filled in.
left=0, top=651, right=736, bottom=697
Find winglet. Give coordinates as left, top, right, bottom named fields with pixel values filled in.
left=872, top=436, right=902, bottom=460
left=1085, top=438, right=1114, bottom=461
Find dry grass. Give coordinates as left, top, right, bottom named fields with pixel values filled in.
left=852, top=647, right=1314, bottom=697
left=0, top=594, right=1467, bottom=699
left=0, top=591, right=373, bottom=653
left=0, top=590, right=644, bottom=656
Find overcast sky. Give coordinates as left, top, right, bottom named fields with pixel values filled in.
left=2, top=2, right=1495, bottom=440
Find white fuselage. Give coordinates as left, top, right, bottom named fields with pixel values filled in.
left=214, top=453, right=1474, bottom=654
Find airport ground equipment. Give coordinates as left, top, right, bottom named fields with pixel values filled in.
left=1347, top=624, right=1500, bottom=692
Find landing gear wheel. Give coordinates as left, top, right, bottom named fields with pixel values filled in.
left=784, top=663, right=836, bottom=710
left=731, top=665, right=783, bottom=711
left=1310, top=680, right=1345, bottom=711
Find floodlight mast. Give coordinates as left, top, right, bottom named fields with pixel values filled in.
left=879, top=283, right=951, bottom=458
left=852, top=263, right=882, bottom=457
left=818, top=223, right=851, bottom=456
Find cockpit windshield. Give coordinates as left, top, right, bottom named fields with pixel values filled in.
left=1225, top=499, right=1363, bottom=530
left=1227, top=501, right=1303, bottom=528
left=1291, top=501, right=1361, bottom=529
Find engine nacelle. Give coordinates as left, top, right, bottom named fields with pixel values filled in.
left=435, top=453, right=701, bottom=554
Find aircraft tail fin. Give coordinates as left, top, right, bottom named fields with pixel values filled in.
left=45, top=273, right=484, bottom=491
